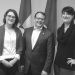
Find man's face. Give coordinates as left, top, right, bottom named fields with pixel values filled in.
left=34, top=13, right=45, bottom=28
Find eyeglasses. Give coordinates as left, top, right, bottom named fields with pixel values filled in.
left=7, top=15, right=16, bottom=19
left=36, top=17, right=45, bottom=20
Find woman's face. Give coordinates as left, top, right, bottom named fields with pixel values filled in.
left=5, top=11, right=16, bottom=27
left=61, top=12, right=74, bottom=24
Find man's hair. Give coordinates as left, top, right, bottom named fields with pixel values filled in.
left=34, top=11, right=46, bottom=19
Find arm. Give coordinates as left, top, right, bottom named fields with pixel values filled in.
left=2, top=59, right=13, bottom=67
left=16, top=29, right=23, bottom=58
left=19, top=31, right=26, bottom=72
left=42, top=32, right=55, bottom=74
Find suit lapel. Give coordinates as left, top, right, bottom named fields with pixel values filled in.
left=33, top=27, right=45, bottom=50
left=14, top=28, right=18, bottom=50
left=29, top=27, right=34, bottom=50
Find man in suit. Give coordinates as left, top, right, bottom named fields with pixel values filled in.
left=20, top=12, right=55, bottom=75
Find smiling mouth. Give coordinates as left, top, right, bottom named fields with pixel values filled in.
left=8, top=20, right=14, bottom=22
left=64, top=18, right=69, bottom=19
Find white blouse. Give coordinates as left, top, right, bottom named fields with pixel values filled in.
left=0, top=28, right=20, bottom=60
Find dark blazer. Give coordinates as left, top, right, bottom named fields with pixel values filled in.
left=0, top=25, right=23, bottom=67
left=21, top=26, right=55, bottom=75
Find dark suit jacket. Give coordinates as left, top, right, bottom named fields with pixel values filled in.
left=0, top=25, right=23, bottom=69
left=21, top=26, right=55, bottom=75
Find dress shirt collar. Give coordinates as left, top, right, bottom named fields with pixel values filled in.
left=34, top=26, right=43, bottom=31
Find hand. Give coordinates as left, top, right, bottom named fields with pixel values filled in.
left=67, top=58, right=75, bottom=67
left=2, top=59, right=12, bottom=67
left=9, top=58, right=17, bottom=67
left=20, top=65, right=24, bottom=72
left=41, top=70, right=48, bottom=75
